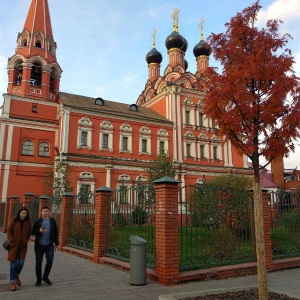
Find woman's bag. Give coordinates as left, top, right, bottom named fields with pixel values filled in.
left=2, top=239, right=10, bottom=250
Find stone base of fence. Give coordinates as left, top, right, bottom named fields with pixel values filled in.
left=56, top=245, right=300, bottom=285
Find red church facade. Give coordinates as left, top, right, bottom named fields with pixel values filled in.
left=0, top=0, right=251, bottom=202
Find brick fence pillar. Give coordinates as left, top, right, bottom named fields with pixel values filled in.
left=7, top=196, right=20, bottom=226
left=262, top=189, right=273, bottom=270
left=39, top=195, right=52, bottom=213
left=93, top=187, right=112, bottom=263
left=154, top=176, right=180, bottom=285
left=3, top=197, right=11, bottom=233
left=59, top=192, right=74, bottom=249
left=23, top=192, right=35, bottom=209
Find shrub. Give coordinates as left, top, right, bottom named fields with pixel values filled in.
left=131, top=206, right=148, bottom=225
left=112, top=210, right=127, bottom=227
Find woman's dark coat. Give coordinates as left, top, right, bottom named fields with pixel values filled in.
left=7, top=218, right=32, bottom=261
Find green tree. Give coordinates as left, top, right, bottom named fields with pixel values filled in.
left=41, top=157, right=73, bottom=205
left=146, top=152, right=176, bottom=182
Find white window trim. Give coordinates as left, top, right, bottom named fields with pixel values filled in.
left=157, top=128, right=169, bottom=154
left=99, top=120, right=113, bottom=152
left=198, top=142, right=208, bottom=159
left=119, top=123, right=133, bottom=153
left=211, top=144, right=222, bottom=161
left=77, top=117, right=93, bottom=149
left=116, top=174, right=132, bottom=206
left=76, top=172, right=95, bottom=205
left=139, top=126, right=152, bottom=155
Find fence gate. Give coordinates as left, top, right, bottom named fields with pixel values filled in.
left=179, top=184, right=255, bottom=271
left=104, top=183, right=156, bottom=268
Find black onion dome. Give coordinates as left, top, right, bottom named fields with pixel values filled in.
left=193, top=40, right=211, bottom=57
left=182, top=37, right=188, bottom=52
left=165, top=31, right=187, bottom=52
left=184, top=59, right=188, bottom=71
left=146, top=47, right=163, bottom=64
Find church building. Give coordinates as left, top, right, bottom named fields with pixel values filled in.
left=0, top=0, right=250, bottom=202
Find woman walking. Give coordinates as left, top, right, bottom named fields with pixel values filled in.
left=7, top=207, right=32, bottom=291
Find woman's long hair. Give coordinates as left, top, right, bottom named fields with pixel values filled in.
left=14, top=207, right=30, bottom=221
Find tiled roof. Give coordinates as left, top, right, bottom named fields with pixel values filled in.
left=260, top=172, right=278, bottom=188
left=59, top=92, right=173, bottom=125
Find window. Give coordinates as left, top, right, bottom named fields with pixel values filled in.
left=102, top=134, right=109, bottom=149
left=200, top=144, right=205, bottom=158
left=142, top=139, right=147, bottom=153
left=159, top=141, right=165, bottom=154
left=119, top=123, right=133, bottom=153
left=32, top=104, right=37, bottom=112
left=213, top=146, right=218, bottom=160
left=122, top=136, right=128, bottom=151
left=39, top=142, right=50, bottom=157
left=186, top=143, right=191, bottom=157
left=78, top=184, right=91, bottom=204
left=81, top=131, right=88, bottom=146
left=100, top=120, right=113, bottom=151
left=211, top=118, right=216, bottom=129
left=139, top=126, right=151, bottom=155
left=185, top=110, right=190, bottom=125
left=22, top=140, right=34, bottom=155
left=95, top=98, right=104, bottom=106
left=118, top=185, right=129, bottom=204
left=31, top=64, right=42, bottom=86
left=35, top=41, right=42, bottom=48
left=77, top=117, right=93, bottom=149
left=77, top=172, right=95, bottom=205
left=199, top=113, right=203, bottom=127
left=157, top=128, right=169, bottom=154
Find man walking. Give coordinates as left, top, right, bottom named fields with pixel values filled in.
left=32, top=206, right=59, bottom=287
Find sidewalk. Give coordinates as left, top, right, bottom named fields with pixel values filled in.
left=1, top=232, right=300, bottom=299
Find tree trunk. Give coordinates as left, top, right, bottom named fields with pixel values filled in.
left=253, top=182, right=268, bottom=300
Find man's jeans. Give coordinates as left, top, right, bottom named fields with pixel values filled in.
left=10, top=259, right=25, bottom=282
left=34, top=243, right=54, bottom=282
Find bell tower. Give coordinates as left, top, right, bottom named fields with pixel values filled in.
left=7, top=0, right=62, bottom=102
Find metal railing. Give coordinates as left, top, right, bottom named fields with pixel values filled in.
left=104, top=183, right=156, bottom=268
left=270, top=189, right=300, bottom=259
left=179, top=184, right=255, bottom=271
left=66, top=192, right=95, bottom=252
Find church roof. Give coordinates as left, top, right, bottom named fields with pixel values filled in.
left=23, top=0, right=53, bottom=40
left=59, top=92, right=173, bottom=125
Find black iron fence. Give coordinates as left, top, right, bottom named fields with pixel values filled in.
left=66, top=191, right=95, bottom=252
left=104, top=183, right=156, bottom=268
left=269, top=189, right=300, bottom=259
left=179, top=184, right=255, bottom=271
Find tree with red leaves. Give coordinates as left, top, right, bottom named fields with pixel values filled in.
left=204, top=1, right=300, bottom=299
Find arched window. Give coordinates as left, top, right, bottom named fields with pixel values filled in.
left=22, top=140, right=34, bottom=155
left=31, top=63, right=42, bottom=86
left=21, top=39, right=28, bottom=47
left=39, top=142, right=50, bottom=157
left=35, top=41, right=42, bottom=48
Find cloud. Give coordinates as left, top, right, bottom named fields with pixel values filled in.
left=121, top=72, right=138, bottom=86
left=257, top=0, right=300, bottom=23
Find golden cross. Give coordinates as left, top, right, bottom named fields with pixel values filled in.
left=172, top=8, right=180, bottom=32
left=151, top=28, right=157, bottom=48
left=199, top=17, right=206, bottom=40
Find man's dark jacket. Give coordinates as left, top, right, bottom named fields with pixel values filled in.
left=32, top=217, right=59, bottom=246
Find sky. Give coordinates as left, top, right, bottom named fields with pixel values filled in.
left=0, top=0, right=299, bottom=169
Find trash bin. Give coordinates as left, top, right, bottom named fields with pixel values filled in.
left=130, top=235, right=147, bottom=285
